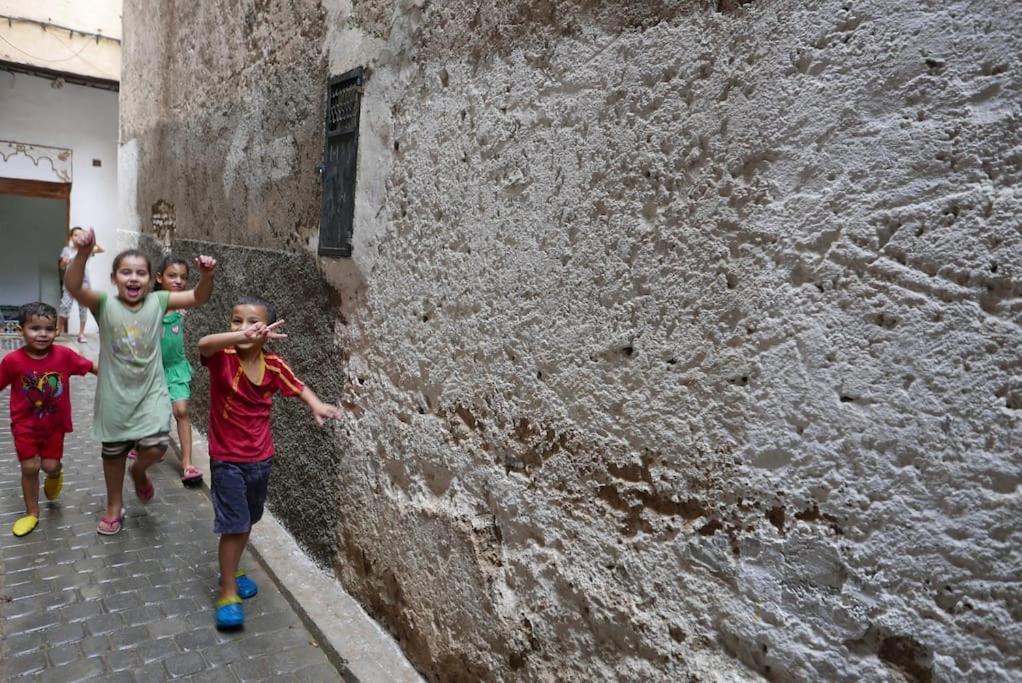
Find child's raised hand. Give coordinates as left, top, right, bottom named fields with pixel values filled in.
left=310, top=401, right=343, bottom=427
left=78, top=228, right=96, bottom=250
left=242, top=319, right=287, bottom=341
left=195, top=255, right=217, bottom=272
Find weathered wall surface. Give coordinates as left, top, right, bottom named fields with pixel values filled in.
left=122, top=1, right=1022, bottom=681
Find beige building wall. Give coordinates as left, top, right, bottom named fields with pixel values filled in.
left=0, top=0, right=121, bottom=82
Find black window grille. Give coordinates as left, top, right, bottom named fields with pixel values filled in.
left=319, top=66, right=364, bottom=257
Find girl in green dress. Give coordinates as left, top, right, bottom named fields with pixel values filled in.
left=156, top=256, right=203, bottom=485
left=64, top=229, right=216, bottom=534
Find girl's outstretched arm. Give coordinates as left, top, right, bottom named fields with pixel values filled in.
left=167, top=256, right=217, bottom=310
left=64, top=229, right=103, bottom=313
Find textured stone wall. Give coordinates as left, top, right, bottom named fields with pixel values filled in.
left=122, top=1, right=1022, bottom=681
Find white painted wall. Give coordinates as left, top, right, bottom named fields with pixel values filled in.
left=0, top=194, right=65, bottom=309
left=0, top=0, right=123, bottom=39
left=0, top=71, right=119, bottom=332
left=0, top=0, right=122, bottom=82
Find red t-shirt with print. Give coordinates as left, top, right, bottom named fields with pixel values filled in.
left=201, top=348, right=305, bottom=462
left=0, top=346, right=94, bottom=435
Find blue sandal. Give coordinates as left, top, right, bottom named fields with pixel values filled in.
left=215, top=596, right=244, bottom=629
left=235, top=572, right=258, bottom=599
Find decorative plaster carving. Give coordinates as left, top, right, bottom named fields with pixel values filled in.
left=0, top=140, right=73, bottom=182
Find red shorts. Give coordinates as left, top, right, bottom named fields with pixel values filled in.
left=12, top=430, right=65, bottom=461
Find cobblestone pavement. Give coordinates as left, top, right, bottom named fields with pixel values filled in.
left=0, top=343, right=343, bottom=681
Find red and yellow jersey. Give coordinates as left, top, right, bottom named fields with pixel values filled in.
left=201, top=348, right=305, bottom=462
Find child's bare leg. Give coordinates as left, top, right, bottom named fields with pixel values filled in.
left=102, top=456, right=127, bottom=518
left=130, top=445, right=164, bottom=485
left=218, top=531, right=250, bottom=601
left=41, top=458, right=62, bottom=478
left=172, top=400, right=192, bottom=470
left=20, top=457, right=41, bottom=517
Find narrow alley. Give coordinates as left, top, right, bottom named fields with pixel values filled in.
left=0, top=341, right=341, bottom=682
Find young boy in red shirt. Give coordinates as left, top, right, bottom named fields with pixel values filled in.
left=0, top=302, right=96, bottom=536
left=199, top=296, right=342, bottom=629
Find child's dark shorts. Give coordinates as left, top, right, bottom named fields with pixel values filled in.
left=101, top=433, right=170, bottom=459
left=210, top=458, right=273, bottom=535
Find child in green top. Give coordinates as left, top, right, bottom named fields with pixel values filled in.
left=155, top=256, right=202, bottom=486
left=65, top=229, right=217, bottom=534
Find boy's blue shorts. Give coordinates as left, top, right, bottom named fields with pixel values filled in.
left=211, top=458, right=273, bottom=535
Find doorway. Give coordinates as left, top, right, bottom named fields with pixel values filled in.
left=0, top=177, right=70, bottom=330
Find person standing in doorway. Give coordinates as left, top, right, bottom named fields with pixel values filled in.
left=58, top=226, right=104, bottom=343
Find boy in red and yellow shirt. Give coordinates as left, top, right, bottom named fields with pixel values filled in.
left=199, top=296, right=342, bottom=629
left=0, top=302, right=96, bottom=537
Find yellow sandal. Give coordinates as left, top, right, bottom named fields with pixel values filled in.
left=44, top=470, right=64, bottom=500
left=12, top=514, right=38, bottom=537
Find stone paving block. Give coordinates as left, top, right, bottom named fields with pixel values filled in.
left=2, top=628, right=47, bottom=656
left=101, top=645, right=142, bottom=672
left=186, top=667, right=240, bottom=683
left=58, top=600, right=106, bottom=624
left=44, top=621, right=86, bottom=647
left=6, top=577, right=60, bottom=601
left=140, top=584, right=183, bottom=605
left=119, top=605, right=163, bottom=628
left=46, top=641, right=84, bottom=667
left=134, top=636, right=182, bottom=665
left=173, top=626, right=218, bottom=652
left=294, top=661, right=350, bottom=682
left=38, top=656, right=106, bottom=683
left=2, top=565, right=40, bottom=587
left=78, top=634, right=110, bottom=658
left=5, top=606, right=61, bottom=634
left=4, top=650, right=47, bottom=678
left=185, top=608, right=218, bottom=630
left=163, top=650, right=207, bottom=678
left=83, top=611, right=125, bottom=637
left=228, top=653, right=279, bottom=680
left=2, top=595, right=44, bottom=619
left=130, top=661, right=170, bottom=682
left=36, top=587, right=81, bottom=611
left=1, top=553, right=47, bottom=572
left=108, top=624, right=150, bottom=650
left=161, top=596, right=208, bottom=618
left=147, top=616, right=190, bottom=639
left=101, top=591, right=145, bottom=613
left=198, top=640, right=244, bottom=667
left=77, top=584, right=107, bottom=602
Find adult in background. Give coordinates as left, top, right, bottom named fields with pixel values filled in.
left=58, top=226, right=104, bottom=343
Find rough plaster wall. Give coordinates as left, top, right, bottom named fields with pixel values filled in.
left=330, top=1, right=1022, bottom=681
left=120, top=0, right=1022, bottom=681
left=121, top=0, right=328, bottom=250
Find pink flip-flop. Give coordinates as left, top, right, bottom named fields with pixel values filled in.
left=97, top=509, right=125, bottom=535
left=130, top=465, right=155, bottom=504
left=181, top=466, right=203, bottom=486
